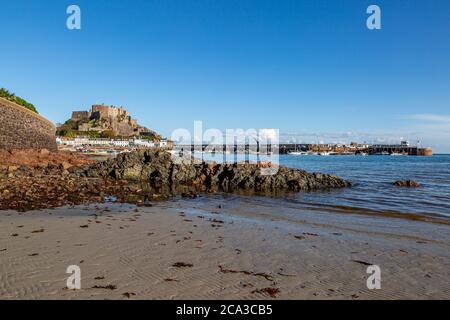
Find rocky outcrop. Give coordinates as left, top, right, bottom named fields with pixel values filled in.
left=0, top=149, right=350, bottom=212
left=394, top=180, right=421, bottom=187
left=0, top=164, right=133, bottom=212
left=0, top=149, right=93, bottom=169
left=72, top=149, right=350, bottom=193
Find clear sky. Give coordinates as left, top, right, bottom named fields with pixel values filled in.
left=1, top=0, right=449, bottom=152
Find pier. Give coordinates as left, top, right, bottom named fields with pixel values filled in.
left=368, top=144, right=432, bottom=156
left=176, top=142, right=433, bottom=156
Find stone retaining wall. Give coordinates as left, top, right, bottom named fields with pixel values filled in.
left=0, top=97, right=57, bottom=152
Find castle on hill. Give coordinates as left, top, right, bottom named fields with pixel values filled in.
left=58, top=104, right=156, bottom=138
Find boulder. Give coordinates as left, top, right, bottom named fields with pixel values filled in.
left=394, top=180, right=421, bottom=187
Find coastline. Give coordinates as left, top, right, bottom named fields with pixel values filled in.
left=1, top=194, right=449, bottom=300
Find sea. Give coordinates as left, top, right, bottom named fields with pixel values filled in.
left=194, top=152, right=450, bottom=219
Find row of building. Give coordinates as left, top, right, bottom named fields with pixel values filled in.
left=56, top=137, right=172, bottom=149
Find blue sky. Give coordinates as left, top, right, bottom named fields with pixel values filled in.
left=1, top=0, right=449, bottom=152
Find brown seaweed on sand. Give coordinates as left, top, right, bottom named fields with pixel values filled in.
left=123, top=292, right=136, bottom=298
left=218, top=265, right=274, bottom=281
left=172, top=262, right=193, bottom=268
left=351, top=260, right=372, bottom=266
left=92, top=284, right=117, bottom=290
left=251, top=287, right=280, bottom=298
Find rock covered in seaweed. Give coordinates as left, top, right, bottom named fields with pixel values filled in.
left=394, top=180, right=421, bottom=187
left=72, top=149, right=350, bottom=193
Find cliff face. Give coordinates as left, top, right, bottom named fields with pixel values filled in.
left=0, top=97, right=57, bottom=152
left=58, top=104, right=156, bottom=138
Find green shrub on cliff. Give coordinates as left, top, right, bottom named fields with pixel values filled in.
left=0, top=88, right=38, bottom=113
left=141, top=133, right=161, bottom=141
left=56, top=129, right=102, bottom=139
left=100, top=130, right=117, bottom=138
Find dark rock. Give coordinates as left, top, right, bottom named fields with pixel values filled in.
left=394, top=180, right=421, bottom=187
left=82, top=149, right=350, bottom=194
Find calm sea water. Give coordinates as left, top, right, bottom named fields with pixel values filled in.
left=280, top=154, right=450, bottom=219
left=197, top=153, right=450, bottom=219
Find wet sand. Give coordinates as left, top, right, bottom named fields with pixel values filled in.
left=0, top=194, right=449, bottom=299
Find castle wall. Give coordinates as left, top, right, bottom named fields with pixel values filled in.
left=71, top=111, right=91, bottom=122
left=91, top=105, right=112, bottom=119
left=0, top=97, right=57, bottom=152
left=91, top=105, right=129, bottom=119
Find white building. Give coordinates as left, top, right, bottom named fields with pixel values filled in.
left=157, top=139, right=168, bottom=148
left=58, top=137, right=171, bottom=149
left=111, top=140, right=130, bottom=147
left=89, top=139, right=111, bottom=146
left=132, top=139, right=155, bottom=148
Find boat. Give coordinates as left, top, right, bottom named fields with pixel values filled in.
left=374, top=151, right=390, bottom=155
left=289, top=151, right=309, bottom=156
left=390, top=152, right=407, bottom=156
left=329, top=151, right=355, bottom=156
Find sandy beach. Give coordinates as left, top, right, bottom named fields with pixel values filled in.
left=1, top=193, right=449, bottom=300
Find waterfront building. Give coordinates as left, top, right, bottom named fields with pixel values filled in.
left=57, top=136, right=172, bottom=150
